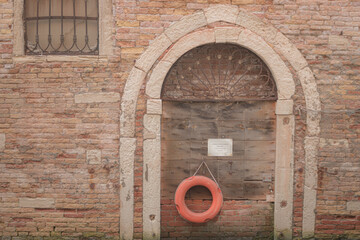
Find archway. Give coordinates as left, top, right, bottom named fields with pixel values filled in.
left=119, top=5, right=321, bottom=240
left=161, top=43, right=278, bottom=238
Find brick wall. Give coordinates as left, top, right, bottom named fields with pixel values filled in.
left=0, top=57, right=122, bottom=238
left=0, top=0, right=359, bottom=239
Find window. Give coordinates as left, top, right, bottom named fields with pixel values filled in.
left=24, top=0, right=99, bottom=55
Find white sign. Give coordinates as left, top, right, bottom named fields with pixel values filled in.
left=208, top=139, right=233, bottom=157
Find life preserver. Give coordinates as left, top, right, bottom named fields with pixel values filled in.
left=174, top=176, right=223, bottom=223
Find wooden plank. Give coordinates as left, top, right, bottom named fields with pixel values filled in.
left=245, top=140, right=275, bottom=160
left=162, top=168, right=189, bottom=181
left=162, top=161, right=190, bottom=180
left=218, top=159, right=274, bottom=181
left=162, top=159, right=191, bottom=169
left=219, top=182, right=245, bottom=199
left=190, top=102, right=219, bottom=121
left=161, top=141, right=190, bottom=160
left=219, top=120, right=245, bottom=141
left=190, top=141, right=207, bottom=159
left=218, top=102, right=245, bottom=120
left=190, top=121, right=219, bottom=140
left=161, top=179, right=180, bottom=198
left=241, top=160, right=274, bottom=181
left=244, top=101, right=276, bottom=121
left=218, top=160, right=244, bottom=182
left=243, top=181, right=273, bottom=200
left=244, top=120, right=276, bottom=141
left=162, top=119, right=191, bottom=141
left=162, top=101, right=191, bottom=120
left=233, top=141, right=245, bottom=157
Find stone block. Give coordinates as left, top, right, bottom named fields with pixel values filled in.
left=164, top=11, right=207, bottom=42
left=120, top=68, right=146, bottom=137
left=143, top=114, right=161, bottom=140
left=347, top=201, right=360, bottom=211
left=274, top=32, right=308, bottom=72
left=237, top=9, right=278, bottom=44
left=276, top=100, right=293, bottom=115
left=233, top=0, right=254, bottom=4
left=205, top=5, right=239, bottom=24
left=163, top=29, right=215, bottom=64
left=120, top=138, right=136, bottom=240
left=146, top=61, right=173, bottom=98
left=302, top=136, right=320, bottom=238
left=0, top=133, right=5, bottom=151
left=147, top=99, right=162, bottom=115
left=19, top=198, right=55, bottom=208
left=75, top=92, right=120, bottom=103
left=143, top=139, right=161, bottom=240
left=319, top=138, right=349, bottom=149
left=135, top=34, right=172, bottom=72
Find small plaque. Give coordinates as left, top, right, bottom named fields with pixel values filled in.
left=208, top=139, right=233, bottom=157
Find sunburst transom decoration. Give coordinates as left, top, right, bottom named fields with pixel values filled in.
left=161, top=44, right=277, bottom=101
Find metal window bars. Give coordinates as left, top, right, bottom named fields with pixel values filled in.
left=162, top=44, right=277, bottom=102
left=25, top=0, right=99, bottom=55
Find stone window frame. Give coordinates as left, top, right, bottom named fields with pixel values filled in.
left=13, top=0, right=112, bottom=57
left=120, top=5, right=321, bottom=240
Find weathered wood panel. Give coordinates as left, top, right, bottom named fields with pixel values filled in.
left=161, top=101, right=275, bottom=200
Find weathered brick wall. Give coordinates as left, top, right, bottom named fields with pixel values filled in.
left=0, top=1, right=122, bottom=237
left=0, top=56, right=122, bottom=238
left=0, top=0, right=359, bottom=239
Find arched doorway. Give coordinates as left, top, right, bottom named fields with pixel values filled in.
left=119, top=5, right=321, bottom=240
left=141, top=28, right=297, bottom=240
left=161, top=43, right=277, bottom=239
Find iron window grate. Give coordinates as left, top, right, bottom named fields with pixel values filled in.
left=24, top=0, right=99, bottom=55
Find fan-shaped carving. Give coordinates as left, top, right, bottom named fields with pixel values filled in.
left=162, top=44, right=277, bottom=101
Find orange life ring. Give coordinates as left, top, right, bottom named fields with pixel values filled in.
left=174, top=176, right=223, bottom=223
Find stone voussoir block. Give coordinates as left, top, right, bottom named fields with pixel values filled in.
left=135, top=34, right=172, bottom=73
left=164, top=11, right=207, bottom=42
left=146, top=60, right=173, bottom=98
left=163, top=29, right=215, bottom=64
left=236, top=9, right=278, bottom=44
left=205, top=4, right=239, bottom=24
left=274, top=32, right=308, bottom=72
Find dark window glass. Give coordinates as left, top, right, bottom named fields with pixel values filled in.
left=25, top=0, right=99, bottom=55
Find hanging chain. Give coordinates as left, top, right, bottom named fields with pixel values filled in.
left=192, top=161, right=220, bottom=187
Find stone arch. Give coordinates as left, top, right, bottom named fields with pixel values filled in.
left=119, top=5, right=321, bottom=240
